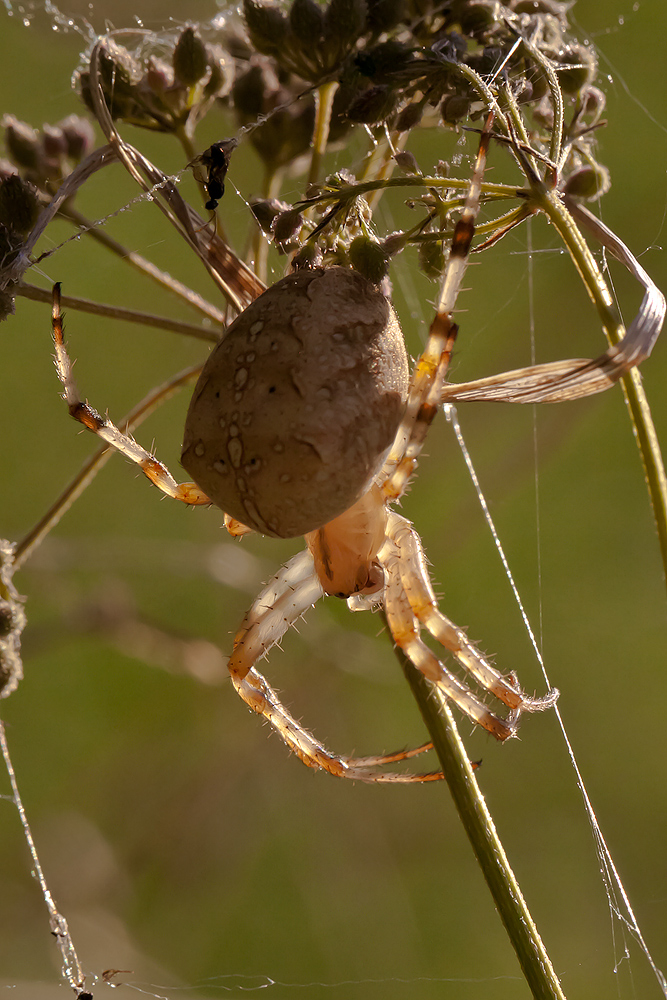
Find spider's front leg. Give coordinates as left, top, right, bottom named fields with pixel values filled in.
left=51, top=284, right=211, bottom=507
left=374, top=115, right=556, bottom=739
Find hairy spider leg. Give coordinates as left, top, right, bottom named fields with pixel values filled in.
left=385, top=512, right=558, bottom=738
left=381, top=116, right=494, bottom=505
left=381, top=544, right=515, bottom=740
left=228, top=550, right=444, bottom=781
left=51, top=284, right=211, bottom=506
left=375, top=115, right=555, bottom=739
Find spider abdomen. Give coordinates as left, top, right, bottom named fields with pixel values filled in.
left=182, top=266, right=409, bottom=537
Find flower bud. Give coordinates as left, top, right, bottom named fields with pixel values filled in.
left=349, top=235, right=390, bottom=283
left=173, top=26, right=209, bottom=86
left=3, top=116, right=40, bottom=171
left=242, top=0, right=289, bottom=58
left=418, top=239, right=445, bottom=278
left=563, top=164, right=610, bottom=201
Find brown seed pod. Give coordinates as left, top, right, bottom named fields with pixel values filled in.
left=181, top=266, right=409, bottom=537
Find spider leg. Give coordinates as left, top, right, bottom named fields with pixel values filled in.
left=233, top=666, right=444, bottom=782
left=386, top=512, right=558, bottom=724
left=228, top=549, right=324, bottom=681
left=382, top=538, right=517, bottom=741
left=228, top=549, right=444, bottom=782
left=442, top=201, right=666, bottom=404
left=381, top=116, right=494, bottom=504
left=51, top=284, right=210, bottom=506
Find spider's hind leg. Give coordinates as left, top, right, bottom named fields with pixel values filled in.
left=228, top=549, right=444, bottom=783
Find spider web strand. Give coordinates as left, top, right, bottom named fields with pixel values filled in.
left=445, top=404, right=667, bottom=997
left=0, top=719, right=88, bottom=996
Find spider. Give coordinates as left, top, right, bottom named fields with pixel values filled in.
left=50, top=120, right=564, bottom=784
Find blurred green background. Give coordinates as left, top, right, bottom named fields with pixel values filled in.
left=1, top=2, right=666, bottom=998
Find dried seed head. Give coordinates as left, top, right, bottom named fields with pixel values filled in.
left=173, top=26, right=209, bottom=86
left=346, top=84, right=396, bottom=124
left=2, top=116, right=40, bottom=171
left=394, top=150, right=420, bottom=174
left=272, top=207, right=304, bottom=245
left=182, top=267, right=408, bottom=538
left=0, top=174, right=40, bottom=236
left=289, top=0, right=325, bottom=48
left=242, top=0, right=290, bottom=59
left=441, top=94, right=471, bottom=125
left=556, top=43, right=597, bottom=94
left=563, top=163, right=611, bottom=201
left=58, top=115, right=96, bottom=162
left=395, top=101, right=423, bottom=132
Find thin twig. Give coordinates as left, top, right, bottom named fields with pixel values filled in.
left=17, top=283, right=220, bottom=342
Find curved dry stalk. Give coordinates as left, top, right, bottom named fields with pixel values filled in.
left=87, top=40, right=265, bottom=314
left=59, top=204, right=227, bottom=324
left=16, top=283, right=219, bottom=342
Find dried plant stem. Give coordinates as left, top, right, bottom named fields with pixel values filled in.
left=60, top=204, right=226, bottom=324
left=399, top=655, right=567, bottom=1000
left=17, top=283, right=219, bottom=342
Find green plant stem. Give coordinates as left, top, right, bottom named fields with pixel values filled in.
left=399, top=655, right=566, bottom=1000
left=308, top=80, right=338, bottom=186
left=533, top=187, right=667, bottom=586
left=306, top=174, right=526, bottom=205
